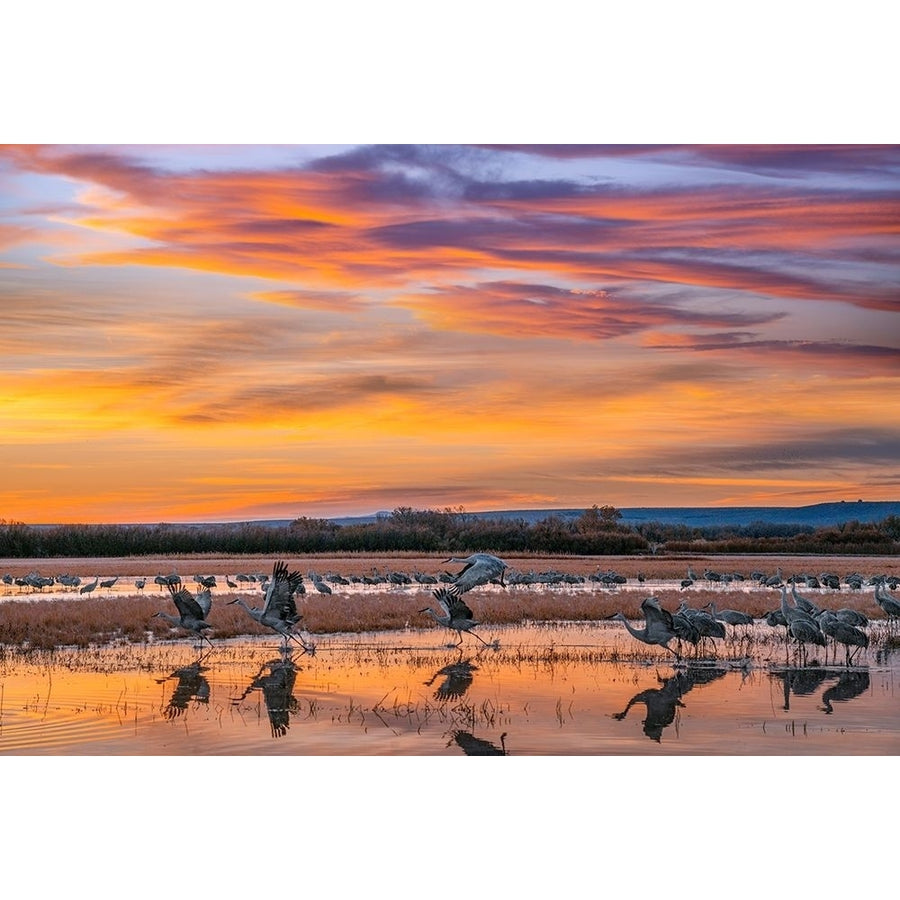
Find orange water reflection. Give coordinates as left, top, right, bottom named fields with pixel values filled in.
left=0, top=623, right=898, bottom=755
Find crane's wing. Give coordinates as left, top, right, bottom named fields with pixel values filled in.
left=194, top=588, right=213, bottom=618
left=263, top=561, right=304, bottom=619
left=439, top=588, right=475, bottom=620
left=641, top=596, right=674, bottom=630
left=431, top=587, right=454, bottom=617
left=168, top=582, right=205, bottom=620
left=450, top=554, right=507, bottom=594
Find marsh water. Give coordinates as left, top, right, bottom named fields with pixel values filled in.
left=1, top=621, right=897, bottom=755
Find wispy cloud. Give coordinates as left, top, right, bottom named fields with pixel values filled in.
left=1, top=143, right=898, bottom=521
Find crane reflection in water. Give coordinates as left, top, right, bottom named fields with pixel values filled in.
left=820, top=669, right=871, bottom=714
left=233, top=649, right=300, bottom=738
left=448, top=730, right=508, bottom=756
left=771, top=666, right=830, bottom=712
left=424, top=657, right=479, bottom=702
left=612, top=665, right=728, bottom=742
left=156, top=660, right=211, bottom=720
left=770, top=666, right=871, bottom=714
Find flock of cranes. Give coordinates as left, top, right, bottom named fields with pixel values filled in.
left=3, top=551, right=898, bottom=666
left=149, top=553, right=509, bottom=653
left=609, top=577, right=899, bottom=667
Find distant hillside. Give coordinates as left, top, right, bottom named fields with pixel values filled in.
left=32, top=500, right=896, bottom=530
left=325, top=500, right=900, bottom=529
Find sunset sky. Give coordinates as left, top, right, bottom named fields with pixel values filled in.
left=1, top=143, right=898, bottom=523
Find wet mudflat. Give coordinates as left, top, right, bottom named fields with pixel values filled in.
left=2, top=621, right=897, bottom=755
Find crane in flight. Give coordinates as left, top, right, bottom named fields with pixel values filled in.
left=152, top=581, right=214, bottom=649
left=228, top=560, right=313, bottom=652
left=420, top=587, right=493, bottom=647
left=444, top=553, right=508, bottom=596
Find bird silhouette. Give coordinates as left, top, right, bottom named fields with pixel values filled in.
left=152, top=581, right=214, bottom=648
left=444, top=553, right=508, bottom=596
left=228, top=560, right=312, bottom=651
left=819, top=669, right=870, bottom=714
left=156, top=661, right=210, bottom=719
left=612, top=667, right=728, bottom=742
left=773, top=666, right=830, bottom=710
left=79, top=577, right=99, bottom=596
left=424, top=658, right=478, bottom=701
left=449, top=730, right=508, bottom=756
left=610, top=596, right=681, bottom=658
left=232, top=650, right=300, bottom=738
left=420, top=587, right=492, bottom=647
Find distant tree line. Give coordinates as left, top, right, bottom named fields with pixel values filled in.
left=1, top=507, right=898, bottom=559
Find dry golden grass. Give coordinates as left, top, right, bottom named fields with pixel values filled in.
left=1, top=582, right=896, bottom=653
left=1, top=553, right=898, bottom=651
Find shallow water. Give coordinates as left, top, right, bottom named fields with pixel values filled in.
left=1, top=621, right=897, bottom=755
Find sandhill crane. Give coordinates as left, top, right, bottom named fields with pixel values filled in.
left=706, top=600, right=754, bottom=651
left=788, top=616, right=827, bottom=665
left=610, top=596, right=681, bottom=658
left=420, top=587, right=492, bottom=647
left=791, top=581, right=822, bottom=617
left=228, top=560, right=311, bottom=651
left=706, top=601, right=754, bottom=627
left=79, top=577, right=99, bottom=596
left=152, top=581, right=213, bottom=648
left=874, top=582, right=900, bottom=623
left=676, top=601, right=727, bottom=654
left=819, top=611, right=869, bottom=666
left=134, top=577, right=146, bottom=592
left=311, top=576, right=332, bottom=595
left=834, top=607, right=869, bottom=628
left=225, top=575, right=238, bottom=589
left=444, top=553, right=508, bottom=596
left=100, top=576, right=119, bottom=591
left=778, top=585, right=819, bottom=628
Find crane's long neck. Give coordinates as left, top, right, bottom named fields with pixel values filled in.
left=780, top=586, right=792, bottom=620
left=232, top=597, right=262, bottom=620
left=616, top=614, right=646, bottom=641
left=155, top=612, right=180, bottom=627
left=424, top=607, right=449, bottom=627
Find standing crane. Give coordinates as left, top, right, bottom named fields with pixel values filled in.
left=875, top=582, right=900, bottom=625
left=819, top=610, right=869, bottom=666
